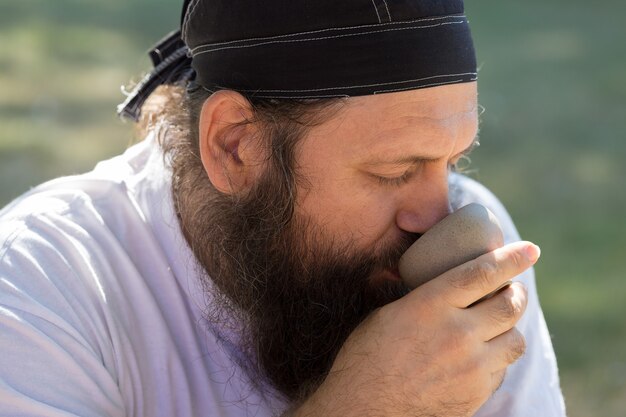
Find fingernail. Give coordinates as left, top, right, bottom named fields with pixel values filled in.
left=525, top=244, right=541, bottom=263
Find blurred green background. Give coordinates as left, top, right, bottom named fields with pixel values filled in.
left=0, top=1, right=624, bottom=415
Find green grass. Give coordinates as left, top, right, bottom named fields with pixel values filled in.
left=2, top=1, right=625, bottom=415
left=0, top=0, right=179, bottom=203
left=465, top=1, right=626, bottom=415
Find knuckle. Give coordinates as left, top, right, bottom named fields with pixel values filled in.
left=491, top=291, right=521, bottom=322
left=507, top=330, right=527, bottom=363
left=475, top=261, right=498, bottom=287
left=507, top=248, right=526, bottom=271
left=513, top=284, right=529, bottom=317
left=453, top=260, right=498, bottom=291
left=519, top=284, right=529, bottom=309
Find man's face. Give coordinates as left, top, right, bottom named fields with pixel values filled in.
left=294, top=82, right=479, bottom=283
left=178, top=82, right=479, bottom=401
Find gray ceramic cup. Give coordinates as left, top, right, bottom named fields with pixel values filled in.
left=399, top=203, right=510, bottom=305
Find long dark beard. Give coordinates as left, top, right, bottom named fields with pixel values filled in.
left=173, top=145, right=414, bottom=403
left=243, top=215, right=414, bottom=401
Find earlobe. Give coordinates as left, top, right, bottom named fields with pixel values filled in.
left=197, top=90, right=262, bottom=195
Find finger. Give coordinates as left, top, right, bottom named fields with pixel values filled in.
left=469, top=282, right=528, bottom=341
left=467, top=280, right=513, bottom=308
left=486, top=327, right=527, bottom=373
left=427, top=241, right=539, bottom=309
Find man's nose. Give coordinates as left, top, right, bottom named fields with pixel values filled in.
left=395, top=175, right=451, bottom=234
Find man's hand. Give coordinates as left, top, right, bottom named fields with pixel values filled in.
left=292, top=241, right=539, bottom=417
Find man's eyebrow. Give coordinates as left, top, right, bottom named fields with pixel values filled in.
left=364, top=154, right=437, bottom=166
left=364, top=138, right=480, bottom=166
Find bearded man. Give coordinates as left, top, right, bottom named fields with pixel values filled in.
left=0, top=1, right=566, bottom=416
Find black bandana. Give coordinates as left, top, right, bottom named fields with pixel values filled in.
left=119, top=0, right=476, bottom=120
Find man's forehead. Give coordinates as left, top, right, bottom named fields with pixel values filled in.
left=348, top=82, right=478, bottom=120
left=302, top=82, right=479, bottom=165
left=331, top=83, right=478, bottom=142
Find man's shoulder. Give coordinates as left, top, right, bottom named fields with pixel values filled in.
left=0, top=137, right=168, bottom=302
left=0, top=139, right=213, bottom=417
left=0, top=174, right=133, bottom=378
left=0, top=135, right=178, bottom=355
left=0, top=170, right=137, bottom=261
left=0, top=163, right=140, bottom=296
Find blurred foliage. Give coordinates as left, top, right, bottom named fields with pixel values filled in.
left=465, top=2, right=626, bottom=415
left=0, top=0, right=179, bottom=201
left=1, top=1, right=625, bottom=415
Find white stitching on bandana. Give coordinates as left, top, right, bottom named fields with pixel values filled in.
left=193, top=20, right=466, bottom=56
left=381, top=0, right=392, bottom=21
left=182, top=0, right=201, bottom=41
left=190, top=15, right=466, bottom=54
left=371, top=0, right=392, bottom=23
left=229, top=93, right=352, bottom=100
left=234, top=79, right=476, bottom=99
left=203, top=75, right=477, bottom=98
left=370, top=0, right=382, bottom=23
left=373, top=77, right=478, bottom=94
left=214, top=73, right=478, bottom=94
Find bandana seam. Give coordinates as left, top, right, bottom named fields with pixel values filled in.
left=190, top=14, right=465, bottom=54
left=193, top=20, right=466, bottom=56
left=370, top=0, right=382, bottom=23
left=202, top=75, right=477, bottom=99
left=209, top=76, right=472, bottom=99
left=213, top=72, right=477, bottom=94
left=182, top=0, right=201, bottom=41
left=373, top=77, right=478, bottom=94
left=200, top=85, right=349, bottom=99
left=382, top=0, right=392, bottom=21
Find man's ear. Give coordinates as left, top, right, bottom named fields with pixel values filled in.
left=198, top=90, right=264, bottom=195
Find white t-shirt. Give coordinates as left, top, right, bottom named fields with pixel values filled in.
left=0, top=135, right=566, bottom=417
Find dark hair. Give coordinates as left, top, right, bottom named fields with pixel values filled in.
left=138, top=84, right=343, bottom=172
left=135, top=84, right=344, bottom=245
left=133, top=86, right=352, bottom=399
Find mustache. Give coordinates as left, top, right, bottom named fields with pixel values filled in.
left=372, top=231, right=421, bottom=271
